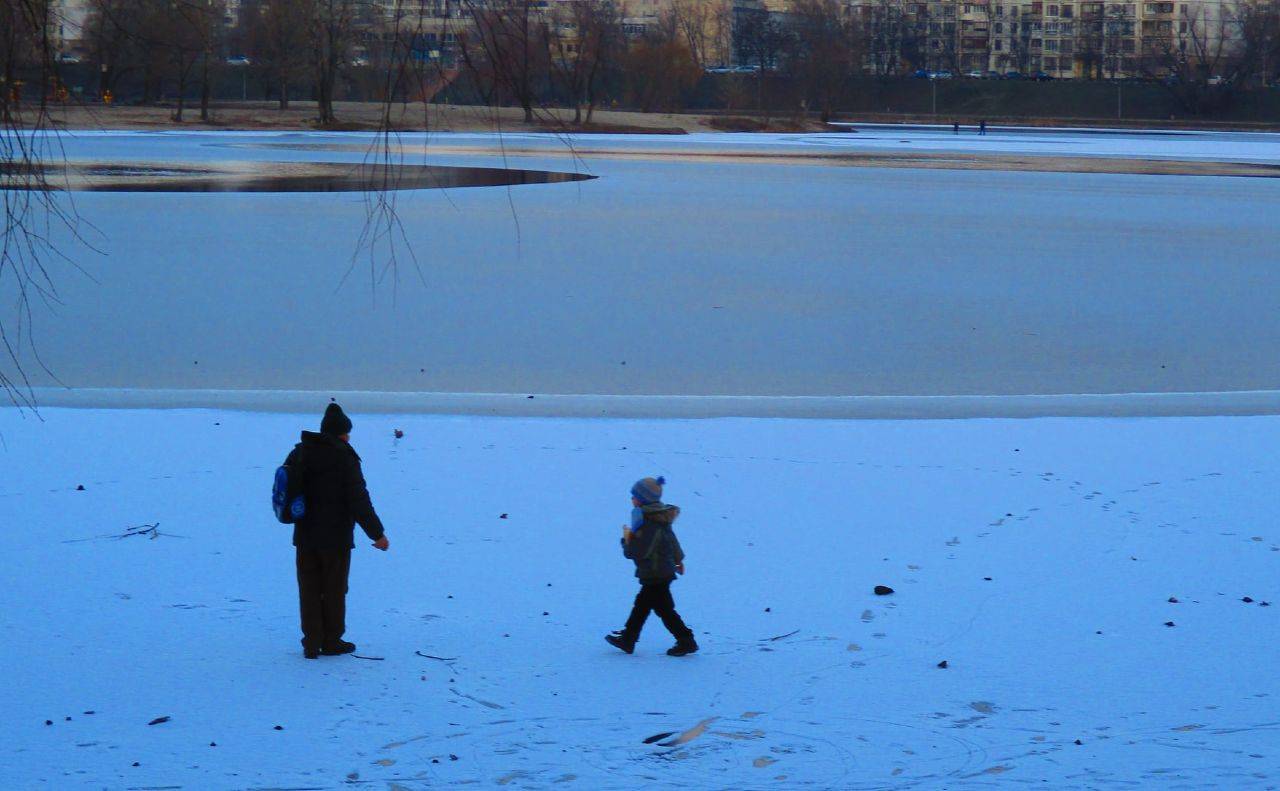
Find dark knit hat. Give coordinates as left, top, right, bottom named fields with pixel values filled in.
left=321, top=402, right=353, bottom=436
left=631, top=476, right=665, bottom=505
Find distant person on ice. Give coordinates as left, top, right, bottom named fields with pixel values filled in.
left=286, top=403, right=389, bottom=659
left=606, top=476, right=698, bottom=657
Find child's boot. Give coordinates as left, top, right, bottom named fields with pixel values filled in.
left=606, top=630, right=637, bottom=654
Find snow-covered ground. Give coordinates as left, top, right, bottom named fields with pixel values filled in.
left=11, top=130, right=1280, bottom=405
left=1, top=407, right=1277, bottom=788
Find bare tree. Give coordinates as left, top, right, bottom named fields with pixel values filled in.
left=668, top=0, right=732, bottom=70
left=545, top=0, right=623, bottom=124
left=148, top=0, right=225, bottom=122
left=310, top=0, right=361, bottom=125
left=85, top=0, right=147, bottom=98
left=1140, top=0, right=1247, bottom=113
left=246, top=0, right=313, bottom=108
left=789, top=0, right=860, bottom=121
left=1238, top=0, right=1280, bottom=86
left=626, top=19, right=702, bottom=113
left=460, top=0, right=548, bottom=123
left=733, top=3, right=789, bottom=117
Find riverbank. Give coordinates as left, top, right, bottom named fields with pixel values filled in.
left=34, top=99, right=1280, bottom=134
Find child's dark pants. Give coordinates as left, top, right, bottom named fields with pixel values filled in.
left=624, top=580, right=690, bottom=639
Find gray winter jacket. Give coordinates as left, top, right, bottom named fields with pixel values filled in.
left=622, top=503, right=685, bottom=583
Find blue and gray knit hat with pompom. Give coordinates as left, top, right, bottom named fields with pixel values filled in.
left=631, top=476, right=666, bottom=505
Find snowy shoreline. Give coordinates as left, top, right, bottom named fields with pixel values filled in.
left=20, top=386, right=1280, bottom=419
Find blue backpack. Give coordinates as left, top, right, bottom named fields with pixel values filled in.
left=272, top=463, right=306, bottom=524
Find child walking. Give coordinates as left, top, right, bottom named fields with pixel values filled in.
left=606, top=476, right=699, bottom=657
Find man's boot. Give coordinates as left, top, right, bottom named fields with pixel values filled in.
left=321, top=640, right=356, bottom=656
left=666, top=629, right=698, bottom=657
left=605, top=630, right=637, bottom=654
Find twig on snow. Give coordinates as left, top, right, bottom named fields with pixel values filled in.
left=63, top=522, right=185, bottom=544
left=415, top=651, right=458, bottom=662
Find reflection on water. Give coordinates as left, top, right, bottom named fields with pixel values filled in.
left=4, top=161, right=595, bottom=193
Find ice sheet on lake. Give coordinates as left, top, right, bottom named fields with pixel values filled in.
left=1, top=407, right=1276, bottom=787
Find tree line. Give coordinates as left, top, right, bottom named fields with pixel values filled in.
left=5, top=0, right=1280, bottom=125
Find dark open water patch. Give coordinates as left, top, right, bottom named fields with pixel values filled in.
left=3, top=160, right=594, bottom=192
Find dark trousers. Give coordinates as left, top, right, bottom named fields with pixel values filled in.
left=624, top=580, right=690, bottom=640
left=296, top=548, right=352, bottom=649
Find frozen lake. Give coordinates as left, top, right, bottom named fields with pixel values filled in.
left=10, top=128, right=1280, bottom=413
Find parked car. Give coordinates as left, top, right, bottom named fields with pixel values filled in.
left=932, top=70, right=954, bottom=80
left=965, top=70, right=985, bottom=79
left=225, top=55, right=251, bottom=66
left=1033, top=71, right=1054, bottom=81
left=1003, top=70, right=1024, bottom=80
left=912, top=69, right=931, bottom=79
left=985, top=70, right=1002, bottom=80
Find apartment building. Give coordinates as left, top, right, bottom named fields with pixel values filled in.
left=51, top=0, right=245, bottom=59
left=851, top=0, right=1242, bottom=77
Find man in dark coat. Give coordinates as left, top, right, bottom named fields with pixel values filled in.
left=285, top=403, right=389, bottom=659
